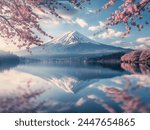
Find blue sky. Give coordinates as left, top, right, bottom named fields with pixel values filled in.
left=0, top=0, right=149, bottom=52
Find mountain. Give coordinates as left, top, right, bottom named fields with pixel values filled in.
left=16, top=31, right=130, bottom=59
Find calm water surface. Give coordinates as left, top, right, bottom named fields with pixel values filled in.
left=0, top=62, right=150, bottom=113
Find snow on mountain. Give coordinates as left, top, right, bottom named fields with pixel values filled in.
left=50, top=31, right=98, bottom=45
left=16, top=31, right=129, bottom=57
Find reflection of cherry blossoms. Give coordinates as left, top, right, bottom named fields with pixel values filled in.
left=99, top=78, right=150, bottom=112
left=139, top=64, right=150, bottom=74
left=0, top=79, right=72, bottom=113
left=121, top=63, right=150, bottom=74
left=0, top=80, right=46, bottom=112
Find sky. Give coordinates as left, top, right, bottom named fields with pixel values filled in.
left=0, top=0, right=150, bottom=52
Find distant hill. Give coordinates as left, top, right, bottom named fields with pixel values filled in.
left=86, top=52, right=126, bottom=64
left=0, top=50, right=19, bottom=64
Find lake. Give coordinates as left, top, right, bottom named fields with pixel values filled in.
left=0, top=62, right=150, bottom=113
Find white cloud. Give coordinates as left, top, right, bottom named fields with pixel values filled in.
left=134, top=44, right=148, bottom=50
left=86, top=9, right=97, bottom=14
left=112, top=40, right=133, bottom=46
left=88, top=21, right=106, bottom=31
left=88, top=26, right=99, bottom=31
left=96, top=28, right=124, bottom=39
left=85, top=7, right=97, bottom=14
left=35, top=2, right=78, bottom=25
left=111, top=40, right=134, bottom=49
left=75, top=18, right=88, bottom=28
left=112, top=40, right=123, bottom=44
left=136, top=37, right=150, bottom=45
left=88, top=9, right=96, bottom=13
left=34, top=8, right=61, bottom=25
left=40, top=17, right=61, bottom=25
left=112, top=39, right=150, bottom=50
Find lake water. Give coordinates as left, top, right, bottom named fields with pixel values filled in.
left=0, top=62, right=150, bottom=113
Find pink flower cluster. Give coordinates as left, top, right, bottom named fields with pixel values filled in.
left=103, top=0, right=150, bottom=36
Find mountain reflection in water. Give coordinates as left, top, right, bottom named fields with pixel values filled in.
left=0, top=62, right=150, bottom=113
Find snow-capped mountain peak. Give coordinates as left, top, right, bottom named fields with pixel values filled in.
left=50, top=31, right=98, bottom=45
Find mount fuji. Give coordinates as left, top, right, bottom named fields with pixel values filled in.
left=17, top=31, right=130, bottom=59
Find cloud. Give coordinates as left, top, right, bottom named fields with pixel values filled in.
left=95, top=28, right=124, bottom=39
left=112, top=39, right=150, bottom=50
left=35, top=1, right=78, bottom=25
left=56, top=1, right=78, bottom=15
left=112, top=40, right=134, bottom=46
left=112, top=40, right=124, bottom=44
left=88, top=21, right=106, bottom=31
left=75, top=18, right=88, bottom=28
left=86, top=9, right=97, bottom=14
left=134, top=45, right=149, bottom=50
left=88, top=9, right=96, bottom=13
left=136, top=37, right=150, bottom=46
left=56, top=1, right=78, bottom=23
left=40, top=16, right=61, bottom=25
left=88, top=26, right=100, bottom=31
left=111, top=40, right=134, bottom=49
left=34, top=8, right=61, bottom=25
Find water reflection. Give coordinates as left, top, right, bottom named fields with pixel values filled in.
left=0, top=80, right=46, bottom=112
left=0, top=61, right=19, bottom=73
left=121, top=63, right=150, bottom=74
left=95, top=77, right=150, bottom=112
left=0, top=62, right=150, bottom=113
left=15, top=63, right=128, bottom=93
